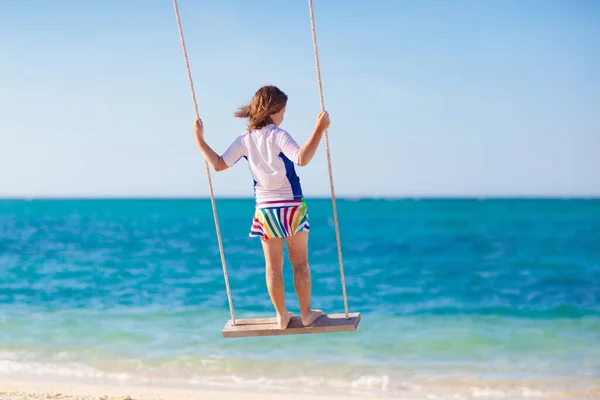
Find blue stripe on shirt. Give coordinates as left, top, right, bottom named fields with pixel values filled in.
left=279, top=152, right=303, bottom=199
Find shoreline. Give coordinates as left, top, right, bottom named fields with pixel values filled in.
left=2, top=375, right=599, bottom=400
left=0, top=378, right=382, bottom=400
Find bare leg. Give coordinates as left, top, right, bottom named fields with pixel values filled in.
left=286, top=230, right=323, bottom=326
left=260, top=237, right=292, bottom=329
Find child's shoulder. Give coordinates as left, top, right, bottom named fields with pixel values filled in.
left=249, top=124, right=290, bottom=137
left=267, top=125, right=292, bottom=137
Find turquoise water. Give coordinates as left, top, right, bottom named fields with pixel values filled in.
left=0, top=199, right=599, bottom=398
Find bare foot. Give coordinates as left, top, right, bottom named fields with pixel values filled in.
left=301, top=309, right=323, bottom=326
left=277, top=311, right=293, bottom=330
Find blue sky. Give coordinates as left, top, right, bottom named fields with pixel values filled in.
left=1, top=0, right=598, bottom=198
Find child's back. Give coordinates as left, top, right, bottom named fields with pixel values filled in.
left=222, top=124, right=303, bottom=204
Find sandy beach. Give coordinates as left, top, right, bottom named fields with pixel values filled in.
left=3, top=377, right=600, bottom=400
left=0, top=379, right=372, bottom=400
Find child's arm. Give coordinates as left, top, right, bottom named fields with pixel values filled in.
left=297, top=111, right=330, bottom=166
left=276, top=111, right=330, bottom=167
left=193, top=118, right=231, bottom=172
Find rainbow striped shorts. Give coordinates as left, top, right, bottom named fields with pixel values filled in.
left=249, top=198, right=310, bottom=240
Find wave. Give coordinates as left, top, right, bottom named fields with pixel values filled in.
left=1, top=353, right=598, bottom=399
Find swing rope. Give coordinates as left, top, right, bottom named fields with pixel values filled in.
left=308, top=0, right=349, bottom=319
left=172, top=0, right=348, bottom=325
left=172, top=0, right=236, bottom=326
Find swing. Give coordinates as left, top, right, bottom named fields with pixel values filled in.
left=172, top=0, right=361, bottom=338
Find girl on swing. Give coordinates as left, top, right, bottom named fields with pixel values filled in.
left=193, top=85, right=330, bottom=330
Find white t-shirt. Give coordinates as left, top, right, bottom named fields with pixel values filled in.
left=221, top=124, right=303, bottom=204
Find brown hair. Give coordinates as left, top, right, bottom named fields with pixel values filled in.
left=234, top=85, right=288, bottom=131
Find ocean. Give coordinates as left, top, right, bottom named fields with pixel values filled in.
left=0, top=198, right=598, bottom=399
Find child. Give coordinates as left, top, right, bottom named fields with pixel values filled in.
left=193, top=85, right=330, bottom=330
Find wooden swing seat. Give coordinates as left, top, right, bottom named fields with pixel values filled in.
left=222, top=312, right=361, bottom=338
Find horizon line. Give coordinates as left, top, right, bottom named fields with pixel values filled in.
left=1, top=195, right=599, bottom=201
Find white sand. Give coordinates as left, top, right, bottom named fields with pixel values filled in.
left=3, top=377, right=598, bottom=399
left=0, top=379, right=374, bottom=400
